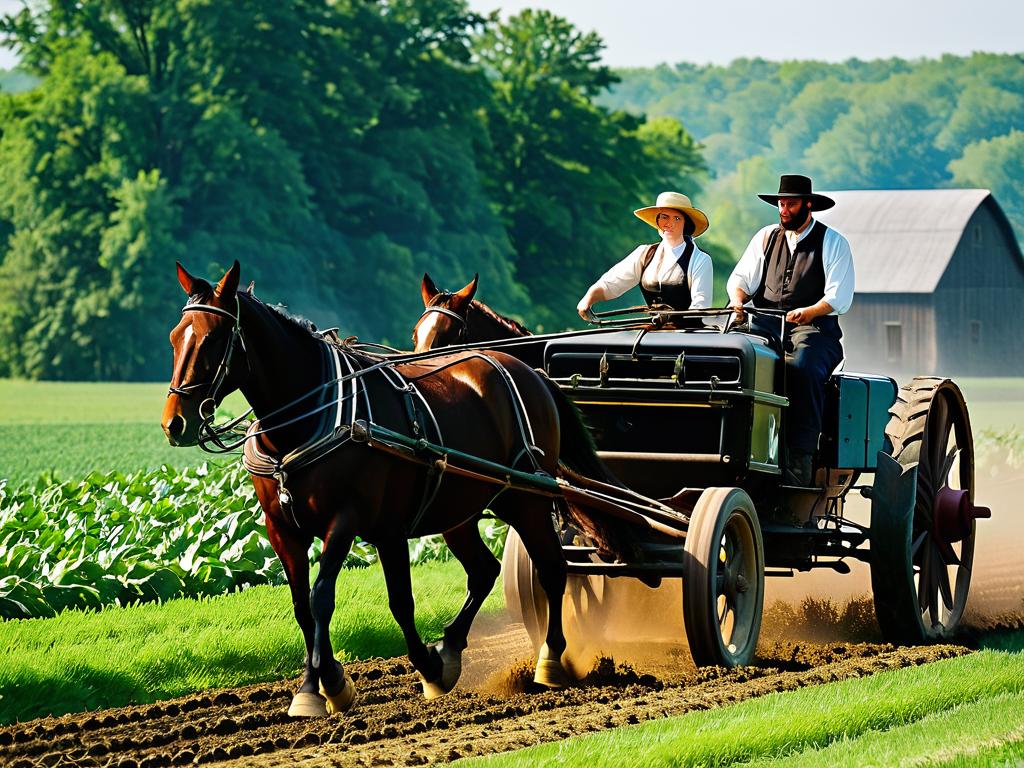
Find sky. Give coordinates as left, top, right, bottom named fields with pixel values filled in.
left=0, top=0, right=1019, bottom=70
left=467, top=0, right=1023, bottom=68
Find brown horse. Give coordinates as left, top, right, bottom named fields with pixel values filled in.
left=413, top=273, right=543, bottom=367
left=160, top=261, right=614, bottom=717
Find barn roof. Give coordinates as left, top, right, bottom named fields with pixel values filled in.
left=815, top=188, right=996, bottom=293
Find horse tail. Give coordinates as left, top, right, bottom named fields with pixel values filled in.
left=537, top=372, right=637, bottom=561
left=537, top=373, right=620, bottom=487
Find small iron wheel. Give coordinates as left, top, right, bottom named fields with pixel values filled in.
left=501, top=527, right=606, bottom=652
left=682, top=487, right=764, bottom=667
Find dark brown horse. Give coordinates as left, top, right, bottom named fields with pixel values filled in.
left=161, top=261, right=614, bottom=717
left=413, top=273, right=543, bottom=366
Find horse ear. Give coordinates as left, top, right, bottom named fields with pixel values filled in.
left=454, top=274, right=478, bottom=306
left=176, top=262, right=197, bottom=295
left=246, top=281, right=255, bottom=295
left=214, top=260, right=241, bottom=299
left=421, top=273, right=439, bottom=306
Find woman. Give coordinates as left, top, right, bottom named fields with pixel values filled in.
left=576, top=191, right=713, bottom=319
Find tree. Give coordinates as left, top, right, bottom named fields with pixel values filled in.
left=935, top=85, right=1024, bottom=153
left=475, top=10, right=706, bottom=330
left=803, top=95, right=952, bottom=189
left=0, top=0, right=521, bottom=377
left=949, top=131, right=1024, bottom=243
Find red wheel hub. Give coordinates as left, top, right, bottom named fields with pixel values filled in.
left=934, top=486, right=991, bottom=551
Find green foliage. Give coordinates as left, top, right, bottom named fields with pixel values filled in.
left=0, top=2, right=704, bottom=375
left=949, top=130, right=1024, bottom=242
left=475, top=10, right=706, bottom=331
left=0, top=457, right=505, bottom=618
left=0, top=559, right=502, bottom=723
left=0, top=463, right=282, bottom=618
left=607, top=54, right=1024, bottom=264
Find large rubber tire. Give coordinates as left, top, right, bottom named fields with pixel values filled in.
left=682, top=487, right=764, bottom=667
left=872, top=377, right=982, bottom=643
left=501, top=527, right=606, bottom=652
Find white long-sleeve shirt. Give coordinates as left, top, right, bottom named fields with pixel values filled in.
left=727, top=219, right=855, bottom=315
left=592, top=239, right=714, bottom=309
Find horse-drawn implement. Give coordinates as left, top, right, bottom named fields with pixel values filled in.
left=162, top=262, right=990, bottom=717
left=415, top=278, right=992, bottom=666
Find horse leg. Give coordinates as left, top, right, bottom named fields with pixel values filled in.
left=386, top=519, right=500, bottom=699
left=309, top=511, right=358, bottom=714
left=264, top=520, right=326, bottom=718
left=440, top=519, right=501, bottom=653
left=497, top=496, right=571, bottom=689
left=372, top=536, right=444, bottom=700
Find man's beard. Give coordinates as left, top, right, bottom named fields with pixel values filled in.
left=780, top=202, right=811, bottom=231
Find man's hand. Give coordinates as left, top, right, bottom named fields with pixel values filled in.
left=786, top=307, right=813, bottom=324
left=786, top=300, right=834, bottom=325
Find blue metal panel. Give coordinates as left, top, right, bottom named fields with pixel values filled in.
left=833, top=373, right=898, bottom=469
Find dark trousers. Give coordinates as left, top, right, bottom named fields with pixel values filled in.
left=785, top=321, right=844, bottom=455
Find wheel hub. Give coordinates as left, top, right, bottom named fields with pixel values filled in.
left=934, top=486, right=991, bottom=548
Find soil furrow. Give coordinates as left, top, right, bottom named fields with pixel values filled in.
left=0, top=637, right=967, bottom=768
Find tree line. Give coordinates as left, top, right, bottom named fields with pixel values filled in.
left=605, top=54, right=1024, bottom=258
left=0, top=3, right=1019, bottom=382
left=0, top=1, right=704, bottom=380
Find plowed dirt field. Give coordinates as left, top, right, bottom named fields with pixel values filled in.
left=0, top=627, right=966, bottom=768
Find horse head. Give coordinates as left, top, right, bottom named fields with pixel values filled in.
left=412, top=272, right=477, bottom=352
left=162, top=260, right=248, bottom=446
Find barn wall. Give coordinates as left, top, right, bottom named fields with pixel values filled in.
left=934, top=202, right=1024, bottom=376
left=840, top=294, right=936, bottom=379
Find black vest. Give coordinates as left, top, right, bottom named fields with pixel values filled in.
left=753, top=221, right=841, bottom=337
left=639, top=240, right=694, bottom=311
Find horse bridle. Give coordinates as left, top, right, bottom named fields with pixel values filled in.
left=168, top=296, right=248, bottom=423
left=415, top=300, right=468, bottom=344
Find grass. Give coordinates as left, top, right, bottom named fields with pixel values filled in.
left=0, top=423, right=224, bottom=487
left=0, top=559, right=501, bottom=724
left=455, top=642, right=1024, bottom=768
left=0, top=380, right=247, bottom=487
left=955, top=378, right=1024, bottom=432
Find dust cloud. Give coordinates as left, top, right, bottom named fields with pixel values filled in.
left=473, top=469, right=1022, bottom=683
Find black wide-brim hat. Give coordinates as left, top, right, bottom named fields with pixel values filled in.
left=758, top=174, right=835, bottom=211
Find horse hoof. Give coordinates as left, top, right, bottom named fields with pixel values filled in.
left=287, top=691, right=328, bottom=718
left=319, top=674, right=357, bottom=715
left=420, top=640, right=463, bottom=700
left=533, top=643, right=570, bottom=689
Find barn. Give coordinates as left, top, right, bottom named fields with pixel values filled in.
left=816, top=189, right=1024, bottom=377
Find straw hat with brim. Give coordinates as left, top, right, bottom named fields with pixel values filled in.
left=634, top=191, right=710, bottom=237
left=757, top=174, right=835, bottom=211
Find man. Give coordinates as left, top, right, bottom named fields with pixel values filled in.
left=727, top=175, right=855, bottom=486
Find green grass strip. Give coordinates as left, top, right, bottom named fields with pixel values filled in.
left=457, top=650, right=1024, bottom=768
left=0, top=423, right=219, bottom=486
left=0, top=560, right=500, bottom=724
left=925, top=734, right=1024, bottom=767
left=745, top=690, right=1024, bottom=767
left=0, top=380, right=247, bottom=424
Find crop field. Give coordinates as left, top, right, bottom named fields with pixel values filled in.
left=1, top=379, right=1022, bottom=767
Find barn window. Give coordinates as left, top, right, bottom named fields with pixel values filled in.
left=970, top=320, right=981, bottom=346
left=885, top=322, right=903, bottom=363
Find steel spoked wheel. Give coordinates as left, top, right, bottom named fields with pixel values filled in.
left=683, top=487, right=764, bottom=667
left=875, top=377, right=991, bottom=642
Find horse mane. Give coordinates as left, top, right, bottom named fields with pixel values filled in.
left=468, top=299, right=532, bottom=337
left=239, top=291, right=319, bottom=335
